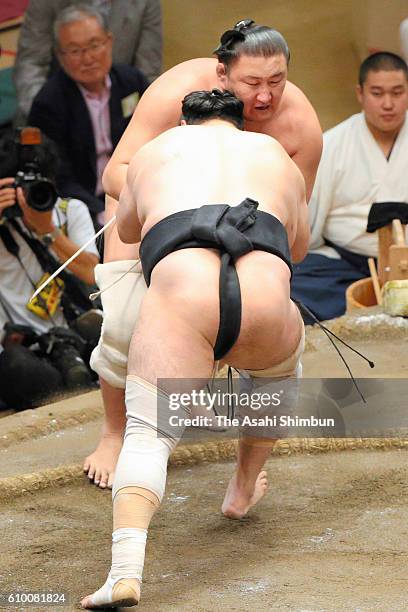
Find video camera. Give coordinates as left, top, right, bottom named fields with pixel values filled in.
left=2, top=127, right=58, bottom=220
left=3, top=322, right=94, bottom=390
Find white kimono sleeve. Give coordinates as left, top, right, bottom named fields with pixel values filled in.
left=308, top=127, right=341, bottom=253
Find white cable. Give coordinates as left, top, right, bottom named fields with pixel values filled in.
left=30, top=215, right=117, bottom=302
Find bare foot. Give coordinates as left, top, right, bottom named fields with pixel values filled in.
left=80, top=577, right=140, bottom=609
left=221, top=470, right=268, bottom=519
left=83, top=432, right=123, bottom=489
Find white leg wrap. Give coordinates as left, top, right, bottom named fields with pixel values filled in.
left=90, top=260, right=147, bottom=388
left=113, top=375, right=187, bottom=502
left=110, top=528, right=147, bottom=582
left=245, top=324, right=305, bottom=379
left=236, top=329, right=305, bottom=439
left=86, top=377, right=189, bottom=608
left=87, top=528, right=146, bottom=606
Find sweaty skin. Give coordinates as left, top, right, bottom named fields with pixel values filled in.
left=84, top=54, right=321, bottom=488
left=104, top=56, right=321, bottom=260
left=80, top=121, right=308, bottom=609
left=117, top=119, right=309, bottom=369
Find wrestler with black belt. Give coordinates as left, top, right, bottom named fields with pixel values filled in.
left=81, top=90, right=308, bottom=609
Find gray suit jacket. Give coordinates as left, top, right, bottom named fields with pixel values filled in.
left=13, top=0, right=162, bottom=118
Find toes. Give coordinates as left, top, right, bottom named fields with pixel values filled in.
left=93, top=468, right=102, bottom=486
left=80, top=595, right=96, bottom=609
left=83, top=459, right=90, bottom=473
left=98, top=469, right=109, bottom=489
left=80, top=595, right=91, bottom=609
left=107, top=472, right=115, bottom=490
left=85, top=465, right=114, bottom=489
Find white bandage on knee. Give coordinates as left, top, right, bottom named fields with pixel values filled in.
left=87, top=377, right=185, bottom=609
left=113, top=375, right=188, bottom=502
left=90, top=260, right=147, bottom=388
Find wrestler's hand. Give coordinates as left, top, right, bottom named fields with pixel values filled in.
left=0, top=177, right=17, bottom=216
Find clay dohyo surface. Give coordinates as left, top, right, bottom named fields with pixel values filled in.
left=2, top=448, right=408, bottom=611
left=0, top=312, right=407, bottom=610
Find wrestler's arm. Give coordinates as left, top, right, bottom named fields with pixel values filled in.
left=290, top=170, right=310, bottom=263
left=102, top=76, right=183, bottom=201
left=116, top=156, right=143, bottom=244
left=101, top=82, right=174, bottom=256
left=291, top=108, right=322, bottom=203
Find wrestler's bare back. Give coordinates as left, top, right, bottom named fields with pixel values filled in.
left=104, top=58, right=320, bottom=265
left=119, top=123, right=308, bottom=369
left=122, top=123, right=307, bottom=249
left=104, top=59, right=321, bottom=204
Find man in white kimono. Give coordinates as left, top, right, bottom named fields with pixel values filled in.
left=291, top=51, right=408, bottom=321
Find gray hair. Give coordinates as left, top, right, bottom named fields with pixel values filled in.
left=53, top=3, right=109, bottom=46
left=214, top=20, right=290, bottom=68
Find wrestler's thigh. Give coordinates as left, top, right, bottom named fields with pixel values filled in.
left=128, top=249, right=221, bottom=379
left=144, top=249, right=221, bottom=344
left=225, top=251, right=301, bottom=367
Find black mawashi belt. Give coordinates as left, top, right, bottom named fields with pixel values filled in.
left=139, top=198, right=292, bottom=359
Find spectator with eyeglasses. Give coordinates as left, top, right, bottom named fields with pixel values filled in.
left=27, top=4, right=149, bottom=223
left=14, top=0, right=162, bottom=122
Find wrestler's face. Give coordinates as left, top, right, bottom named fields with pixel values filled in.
left=357, top=69, right=408, bottom=134
left=217, top=53, right=287, bottom=124
left=57, top=17, right=113, bottom=91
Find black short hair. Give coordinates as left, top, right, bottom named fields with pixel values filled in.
left=359, top=51, right=408, bottom=86
left=181, top=89, right=244, bottom=129
left=214, top=19, right=290, bottom=68
left=0, top=128, right=59, bottom=181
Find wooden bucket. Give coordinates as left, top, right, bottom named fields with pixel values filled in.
left=346, top=277, right=378, bottom=312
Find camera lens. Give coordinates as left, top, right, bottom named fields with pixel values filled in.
left=25, top=179, right=57, bottom=211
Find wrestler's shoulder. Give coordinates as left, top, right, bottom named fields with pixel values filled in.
left=283, top=81, right=315, bottom=111
left=281, top=81, right=321, bottom=130
left=242, top=130, right=286, bottom=154
left=133, top=125, right=188, bottom=160
left=242, top=131, right=302, bottom=177
left=145, top=58, right=217, bottom=95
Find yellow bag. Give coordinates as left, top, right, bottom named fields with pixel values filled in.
left=27, top=272, right=65, bottom=320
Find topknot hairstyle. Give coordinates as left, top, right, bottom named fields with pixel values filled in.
left=181, top=89, right=244, bottom=129
left=214, top=19, right=290, bottom=68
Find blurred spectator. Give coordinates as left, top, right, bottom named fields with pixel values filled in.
left=28, top=4, right=149, bottom=221
left=291, top=52, right=408, bottom=322
left=400, top=17, right=408, bottom=64
left=0, top=127, right=100, bottom=410
left=14, top=0, right=162, bottom=120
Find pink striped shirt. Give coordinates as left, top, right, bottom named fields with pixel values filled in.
left=78, top=75, right=112, bottom=196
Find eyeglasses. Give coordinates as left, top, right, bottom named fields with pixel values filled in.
left=59, top=37, right=110, bottom=61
